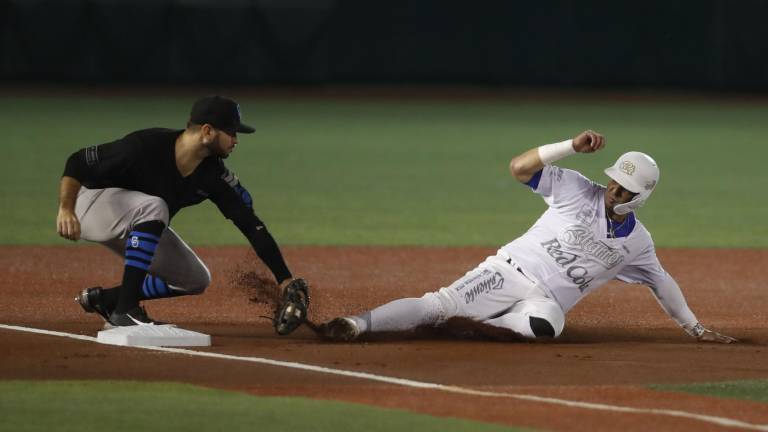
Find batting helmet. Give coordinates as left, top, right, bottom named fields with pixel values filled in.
left=604, top=151, right=660, bottom=215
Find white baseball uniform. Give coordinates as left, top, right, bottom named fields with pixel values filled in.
left=360, top=164, right=699, bottom=339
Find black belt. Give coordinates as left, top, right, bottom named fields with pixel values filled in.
left=505, top=258, right=528, bottom=278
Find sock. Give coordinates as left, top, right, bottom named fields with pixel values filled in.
left=141, top=275, right=185, bottom=300
left=100, top=285, right=120, bottom=310
left=103, top=274, right=185, bottom=309
left=115, top=221, right=165, bottom=314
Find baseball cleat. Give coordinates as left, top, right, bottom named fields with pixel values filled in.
left=107, top=306, right=165, bottom=327
left=75, top=287, right=113, bottom=322
left=323, top=317, right=361, bottom=342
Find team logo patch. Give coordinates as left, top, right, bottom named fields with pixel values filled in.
left=85, top=145, right=100, bottom=166
left=130, top=236, right=140, bottom=248
left=644, top=180, right=657, bottom=190
left=619, top=160, right=636, bottom=176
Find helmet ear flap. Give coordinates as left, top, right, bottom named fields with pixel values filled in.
left=613, top=194, right=646, bottom=215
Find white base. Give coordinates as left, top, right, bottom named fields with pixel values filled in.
left=97, top=324, right=211, bottom=347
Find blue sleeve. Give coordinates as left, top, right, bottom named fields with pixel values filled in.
left=525, top=169, right=543, bottom=190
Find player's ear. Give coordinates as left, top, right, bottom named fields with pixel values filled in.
left=200, top=124, right=215, bottom=142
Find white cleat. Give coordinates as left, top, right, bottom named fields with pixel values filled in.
left=324, top=317, right=361, bottom=341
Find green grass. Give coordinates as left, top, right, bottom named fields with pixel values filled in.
left=651, top=379, right=768, bottom=403
left=0, top=380, right=521, bottom=432
left=2, top=93, right=767, bottom=246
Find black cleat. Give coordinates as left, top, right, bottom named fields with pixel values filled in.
left=75, top=287, right=113, bottom=323
left=107, top=306, right=165, bottom=327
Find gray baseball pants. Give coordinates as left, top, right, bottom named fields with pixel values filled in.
left=75, top=187, right=211, bottom=294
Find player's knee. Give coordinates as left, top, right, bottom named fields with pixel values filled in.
left=529, top=316, right=556, bottom=338
left=520, top=299, right=565, bottom=339
left=185, top=264, right=212, bottom=295
left=135, top=197, right=170, bottom=226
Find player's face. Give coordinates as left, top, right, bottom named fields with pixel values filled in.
left=605, top=180, right=637, bottom=210
left=207, top=129, right=238, bottom=158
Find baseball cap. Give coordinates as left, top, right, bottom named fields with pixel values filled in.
left=189, top=95, right=255, bottom=134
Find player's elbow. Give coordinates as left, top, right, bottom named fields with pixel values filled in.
left=509, top=156, right=532, bottom=183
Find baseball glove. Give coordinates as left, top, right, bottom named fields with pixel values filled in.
left=273, top=278, right=310, bottom=335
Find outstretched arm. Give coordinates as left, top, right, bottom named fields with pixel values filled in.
left=653, top=276, right=737, bottom=343
left=618, top=265, right=737, bottom=344
left=210, top=183, right=310, bottom=336
left=509, top=130, right=606, bottom=183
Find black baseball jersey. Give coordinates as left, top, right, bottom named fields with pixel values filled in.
left=63, top=128, right=292, bottom=282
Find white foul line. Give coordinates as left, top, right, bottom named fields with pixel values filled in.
left=2, top=323, right=767, bottom=431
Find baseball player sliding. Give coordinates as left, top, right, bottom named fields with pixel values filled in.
left=322, top=130, right=736, bottom=344
left=56, top=95, right=308, bottom=334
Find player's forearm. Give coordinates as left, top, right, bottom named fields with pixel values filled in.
left=648, top=276, right=698, bottom=329
left=58, top=176, right=82, bottom=212
left=509, top=139, right=575, bottom=183
left=237, top=221, right=292, bottom=283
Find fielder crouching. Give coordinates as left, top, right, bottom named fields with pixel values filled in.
left=323, top=130, right=736, bottom=344
left=56, top=95, right=308, bottom=334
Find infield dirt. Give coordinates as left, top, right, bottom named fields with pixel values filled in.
left=1, top=245, right=767, bottom=431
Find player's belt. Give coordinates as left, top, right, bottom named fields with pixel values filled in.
left=505, top=258, right=535, bottom=283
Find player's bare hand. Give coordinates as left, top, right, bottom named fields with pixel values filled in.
left=56, top=208, right=81, bottom=241
left=572, top=130, right=605, bottom=153
left=698, top=328, right=738, bottom=344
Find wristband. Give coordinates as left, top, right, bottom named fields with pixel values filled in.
left=538, top=139, right=576, bottom=165
left=684, top=322, right=705, bottom=338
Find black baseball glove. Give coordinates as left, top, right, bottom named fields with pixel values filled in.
left=274, top=278, right=310, bottom=335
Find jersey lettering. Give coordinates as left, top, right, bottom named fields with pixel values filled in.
left=541, top=238, right=579, bottom=265
left=540, top=238, right=593, bottom=292
left=462, top=270, right=505, bottom=304
left=559, top=225, right=624, bottom=269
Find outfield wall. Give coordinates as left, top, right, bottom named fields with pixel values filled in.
left=2, top=0, right=767, bottom=90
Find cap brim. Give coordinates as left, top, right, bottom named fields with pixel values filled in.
left=237, top=123, right=255, bottom=134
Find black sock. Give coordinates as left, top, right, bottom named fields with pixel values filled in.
left=115, top=221, right=165, bottom=314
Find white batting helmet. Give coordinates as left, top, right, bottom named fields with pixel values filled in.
left=604, top=151, right=660, bottom=215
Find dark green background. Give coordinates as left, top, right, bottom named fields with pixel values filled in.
left=2, top=92, right=765, bottom=247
